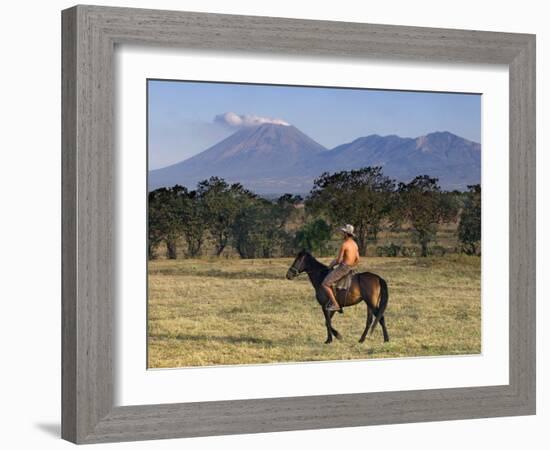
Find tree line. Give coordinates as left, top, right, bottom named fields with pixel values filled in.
left=148, top=167, right=481, bottom=260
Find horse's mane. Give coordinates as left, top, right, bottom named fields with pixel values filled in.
left=303, top=251, right=329, bottom=271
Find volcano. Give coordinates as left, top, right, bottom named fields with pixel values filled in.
left=148, top=123, right=327, bottom=194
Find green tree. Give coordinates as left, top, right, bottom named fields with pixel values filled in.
left=180, top=189, right=205, bottom=257
left=274, top=194, right=303, bottom=257
left=148, top=188, right=171, bottom=259
left=275, top=194, right=303, bottom=227
left=148, top=186, right=187, bottom=259
left=231, top=198, right=268, bottom=258
left=458, top=184, right=481, bottom=255
left=197, top=177, right=255, bottom=256
left=307, top=167, right=395, bottom=255
left=231, top=196, right=293, bottom=259
left=294, top=218, right=332, bottom=256
left=397, top=175, right=459, bottom=257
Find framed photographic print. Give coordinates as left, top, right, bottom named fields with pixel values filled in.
left=61, top=5, right=536, bottom=444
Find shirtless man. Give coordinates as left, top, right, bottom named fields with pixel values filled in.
left=322, top=224, right=360, bottom=312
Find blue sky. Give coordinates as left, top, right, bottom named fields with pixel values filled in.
left=148, top=79, right=481, bottom=170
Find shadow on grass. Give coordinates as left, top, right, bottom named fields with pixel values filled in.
left=168, top=333, right=276, bottom=346
left=152, top=268, right=288, bottom=281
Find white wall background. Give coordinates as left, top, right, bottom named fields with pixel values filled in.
left=0, top=1, right=546, bottom=448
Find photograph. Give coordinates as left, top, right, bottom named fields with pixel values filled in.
left=147, top=79, right=482, bottom=369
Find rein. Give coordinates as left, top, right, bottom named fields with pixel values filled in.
left=290, top=257, right=328, bottom=277
left=289, top=267, right=319, bottom=277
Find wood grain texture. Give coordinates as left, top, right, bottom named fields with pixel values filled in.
left=61, top=4, right=536, bottom=444
left=61, top=7, right=77, bottom=443
left=62, top=5, right=114, bottom=442
left=508, top=36, right=536, bottom=409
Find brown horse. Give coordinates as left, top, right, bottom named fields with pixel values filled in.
left=286, top=250, right=389, bottom=344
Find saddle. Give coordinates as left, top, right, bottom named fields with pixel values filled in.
left=334, top=270, right=356, bottom=291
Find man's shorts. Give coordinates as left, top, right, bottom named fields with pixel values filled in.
left=322, top=263, right=353, bottom=286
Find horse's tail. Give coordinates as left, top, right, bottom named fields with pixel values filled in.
left=368, top=276, right=389, bottom=335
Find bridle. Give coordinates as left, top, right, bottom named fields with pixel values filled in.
left=288, top=266, right=301, bottom=277
left=288, top=255, right=327, bottom=277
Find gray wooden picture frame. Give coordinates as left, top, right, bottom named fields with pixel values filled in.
left=61, top=4, right=536, bottom=444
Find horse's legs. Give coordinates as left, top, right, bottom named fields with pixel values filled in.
left=329, top=311, right=342, bottom=340
left=380, top=315, right=390, bottom=342
left=359, top=305, right=373, bottom=343
left=322, top=308, right=333, bottom=344
left=321, top=309, right=341, bottom=343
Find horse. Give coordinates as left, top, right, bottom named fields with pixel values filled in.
left=286, top=250, right=389, bottom=344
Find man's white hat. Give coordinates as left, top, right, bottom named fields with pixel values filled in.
left=340, top=224, right=355, bottom=237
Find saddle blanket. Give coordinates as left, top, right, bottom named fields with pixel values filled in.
left=334, top=270, right=356, bottom=290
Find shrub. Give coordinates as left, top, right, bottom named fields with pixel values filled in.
left=428, top=245, right=447, bottom=256
left=376, top=243, right=402, bottom=257
left=400, top=246, right=418, bottom=257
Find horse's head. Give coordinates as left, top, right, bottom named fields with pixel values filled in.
left=286, top=249, right=309, bottom=280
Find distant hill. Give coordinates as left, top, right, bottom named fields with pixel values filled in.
left=320, top=131, right=481, bottom=191
left=149, top=124, right=481, bottom=194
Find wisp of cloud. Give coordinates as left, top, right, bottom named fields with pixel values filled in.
left=214, top=112, right=290, bottom=128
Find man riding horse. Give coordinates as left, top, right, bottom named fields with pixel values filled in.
left=323, top=224, right=360, bottom=312
left=286, top=228, right=389, bottom=344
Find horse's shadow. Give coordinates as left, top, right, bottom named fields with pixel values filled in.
left=173, top=333, right=275, bottom=346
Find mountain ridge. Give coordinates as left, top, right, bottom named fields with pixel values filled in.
left=149, top=124, right=481, bottom=194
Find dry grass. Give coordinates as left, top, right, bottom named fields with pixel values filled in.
left=147, top=255, right=480, bottom=368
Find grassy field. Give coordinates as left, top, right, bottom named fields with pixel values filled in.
left=147, top=255, right=480, bottom=368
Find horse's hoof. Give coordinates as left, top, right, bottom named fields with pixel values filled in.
left=384, top=338, right=390, bottom=343
left=334, top=333, right=342, bottom=340
left=358, top=338, right=365, bottom=344
left=324, top=339, right=332, bottom=344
